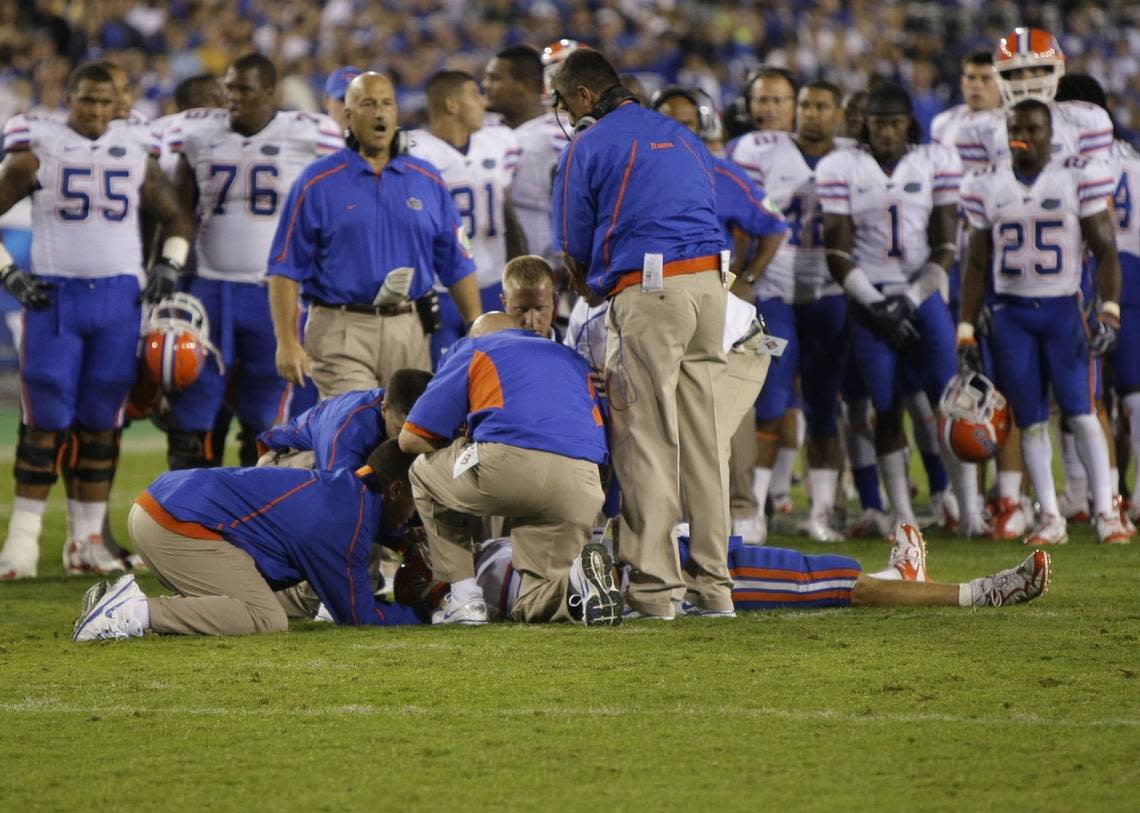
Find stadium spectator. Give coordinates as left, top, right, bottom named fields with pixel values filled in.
left=551, top=49, right=731, bottom=620
left=267, top=72, right=480, bottom=397
left=399, top=312, right=615, bottom=626
left=71, top=440, right=423, bottom=640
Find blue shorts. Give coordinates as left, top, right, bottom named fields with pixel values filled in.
left=794, top=294, right=848, bottom=438
left=19, top=275, right=141, bottom=431
left=991, top=294, right=1095, bottom=427
left=851, top=293, right=956, bottom=413
left=169, top=278, right=291, bottom=434
left=431, top=282, right=504, bottom=369
left=754, top=297, right=799, bottom=422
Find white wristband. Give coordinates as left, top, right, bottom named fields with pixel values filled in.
left=841, top=267, right=885, bottom=307
left=905, top=261, right=947, bottom=307
left=161, top=236, right=190, bottom=267
left=956, top=322, right=975, bottom=342
left=1101, top=301, right=1121, bottom=320
left=0, top=241, right=13, bottom=269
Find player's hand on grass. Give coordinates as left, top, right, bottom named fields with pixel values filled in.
left=276, top=339, right=311, bottom=385
left=868, top=295, right=919, bottom=352
left=1, top=264, right=52, bottom=310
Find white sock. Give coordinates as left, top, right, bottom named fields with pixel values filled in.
left=904, top=392, right=939, bottom=455
left=997, top=470, right=1022, bottom=501
left=1071, top=413, right=1113, bottom=515
left=1, top=498, right=45, bottom=564
left=1023, top=422, right=1059, bottom=516
left=808, top=468, right=839, bottom=520
left=958, top=582, right=973, bottom=607
left=794, top=409, right=806, bottom=447
left=845, top=400, right=877, bottom=468
left=130, top=596, right=151, bottom=631
left=1060, top=429, right=1087, bottom=502
left=66, top=498, right=81, bottom=540
left=72, top=501, right=108, bottom=541
left=450, top=577, right=483, bottom=604
left=941, top=439, right=979, bottom=521
left=771, top=448, right=796, bottom=497
left=880, top=449, right=915, bottom=523
left=1127, top=393, right=1140, bottom=504
left=753, top=467, right=773, bottom=510
left=1110, top=467, right=1119, bottom=497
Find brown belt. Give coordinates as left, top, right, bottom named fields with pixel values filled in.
left=310, top=299, right=413, bottom=316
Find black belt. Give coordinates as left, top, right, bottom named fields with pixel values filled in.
left=310, top=299, right=414, bottom=316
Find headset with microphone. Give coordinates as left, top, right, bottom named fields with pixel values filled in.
left=649, top=85, right=722, bottom=141
left=553, top=84, right=641, bottom=139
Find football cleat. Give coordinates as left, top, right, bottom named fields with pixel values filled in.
left=803, top=516, right=844, bottom=543
left=1094, top=511, right=1134, bottom=545
left=1057, top=490, right=1091, bottom=523
left=994, top=27, right=1065, bottom=108
left=431, top=592, right=488, bottom=626
left=848, top=507, right=892, bottom=539
left=1114, top=495, right=1136, bottom=535
left=929, top=489, right=960, bottom=531
left=72, top=573, right=147, bottom=642
left=732, top=513, right=767, bottom=546
left=142, top=293, right=223, bottom=395
left=938, top=372, right=1011, bottom=462
left=63, top=535, right=126, bottom=576
left=567, top=543, right=623, bottom=626
left=969, top=549, right=1051, bottom=607
left=0, top=537, right=38, bottom=580
left=770, top=494, right=795, bottom=515
left=988, top=496, right=1028, bottom=540
left=1024, top=513, right=1068, bottom=546
left=886, top=522, right=928, bottom=582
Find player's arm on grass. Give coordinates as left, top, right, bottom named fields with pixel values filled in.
left=139, top=157, right=192, bottom=302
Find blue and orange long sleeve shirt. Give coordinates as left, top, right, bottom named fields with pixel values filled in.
left=403, top=329, right=608, bottom=465
left=258, top=387, right=385, bottom=470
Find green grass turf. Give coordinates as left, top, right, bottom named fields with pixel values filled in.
left=1, top=420, right=1139, bottom=811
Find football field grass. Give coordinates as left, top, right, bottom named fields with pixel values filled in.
left=1, top=419, right=1139, bottom=811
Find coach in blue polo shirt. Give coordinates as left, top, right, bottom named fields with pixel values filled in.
left=268, top=72, right=482, bottom=397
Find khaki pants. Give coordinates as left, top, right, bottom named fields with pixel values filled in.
left=304, top=306, right=431, bottom=399
left=410, top=439, right=604, bottom=623
left=606, top=270, right=733, bottom=615
left=725, top=350, right=770, bottom=519
left=128, top=504, right=287, bottom=636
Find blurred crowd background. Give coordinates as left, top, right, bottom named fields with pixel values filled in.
left=1, top=0, right=1138, bottom=142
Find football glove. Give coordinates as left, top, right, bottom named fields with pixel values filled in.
left=867, top=295, right=920, bottom=352
left=956, top=337, right=983, bottom=375
left=1088, top=314, right=1119, bottom=356
left=141, top=259, right=181, bottom=304
left=0, top=264, right=52, bottom=310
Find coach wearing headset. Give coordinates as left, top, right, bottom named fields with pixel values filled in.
left=550, top=49, right=732, bottom=620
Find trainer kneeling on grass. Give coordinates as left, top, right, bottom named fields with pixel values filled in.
left=72, top=440, right=422, bottom=641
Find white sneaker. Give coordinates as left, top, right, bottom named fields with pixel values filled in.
left=732, top=513, right=767, bottom=546
left=72, top=573, right=147, bottom=642
left=847, top=507, right=892, bottom=539
left=1057, top=490, right=1090, bottom=522
left=313, top=603, right=335, bottom=623
left=988, top=497, right=1028, bottom=540
left=0, top=553, right=37, bottom=580
left=1094, top=511, right=1134, bottom=545
left=1113, top=495, right=1136, bottom=535
left=678, top=599, right=736, bottom=618
left=622, top=605, right=675, bottom=621
left=63, top=534, right=126, bottom=576
left=929, top=489, right=960, bottom=531
left=967, top=550, right=1051, bottom=607
left=567, top=543, right=623, bottom=626
left=1024, top=514, right=1068, bottom=546
left=803, top=515, right=844, bottom=542
left=431, top=592, right=488, bottom=625
left=886, top=522, right=927, bottom=582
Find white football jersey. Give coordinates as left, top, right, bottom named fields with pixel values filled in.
left=408, top=125, right=520, bottom=289
left=817, top=143, right=962, bottom=286
left=1111, top=139, right=1140, bottom=261
left=960, top=155, right=1113, bottom=298
left=726, top=130, right=842, bottom=303
left=511, top=112, right=569, bottom=261
left=166, top=108, right=342, bottom=283
left=955, top=101, right=1114, bottom=170
left=150, top=113, right=182, bottom=179
left=2, top=114, right=157, bottom=283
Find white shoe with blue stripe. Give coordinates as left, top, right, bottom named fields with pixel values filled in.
left=72, top=573, right=147, bottom=642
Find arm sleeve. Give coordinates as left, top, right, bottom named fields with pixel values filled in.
left=551, top=139, right=595, bottom=265
left=1078, top=160, right=1115, bottom=219
left=267, top=172, right=321, bottom=282
left=432, top=184, right=476, bottom=287
left=931, top=144, right=963, bottom=207
left=257, top=401, right=320, bottom=452
left=402, top=341, right=474, bottom=440
left=815, top=154, right=852, bottom=215
left=2, top=114, right=32, bottom=152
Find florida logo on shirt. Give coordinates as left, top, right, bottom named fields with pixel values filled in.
left=456, top=225, right=473, bottom=259
left=483, top=158, right=497, bottom=169
left=407, top=196, right=423, bottom=211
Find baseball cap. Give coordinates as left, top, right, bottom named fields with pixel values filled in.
left=324, top=66, right=363, bottom=101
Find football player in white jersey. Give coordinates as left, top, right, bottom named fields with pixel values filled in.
left=484, top=44, right=569, bottom=265
left=153, top=74, right=224, bottom=178
left=819, top=83, right=983, bottom=536
left=163, top=53, right=343, bottom=470
left=408, top=69, right=521, bottom=363
left=1110, top=132, right=1140, bottom=523
left=958, top=100, right=1131, bottom=545
left=955, top=28, right=1114, bottom=171
left=930, top=51, right=1002, bottom=157
left=0, top=63, right=191, bottom=579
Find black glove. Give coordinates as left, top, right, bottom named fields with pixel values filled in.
left=957, top=338, right=982, bottom=374
left=867, top=295, right=920, bottom=352
left=0, top=264, right=52, bottom=310
left=140, top=259, right=181, bottom=304
left=1088, top=316, right=1118, bottom=356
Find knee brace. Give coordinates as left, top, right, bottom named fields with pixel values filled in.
left=73, top=426, right=120, bottom=483
left=14, top=425, right=66, bottom=487
left=167, top=430, right=214, bottom=470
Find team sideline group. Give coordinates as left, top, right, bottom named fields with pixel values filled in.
left=7, top=26, right=1130, bottom=638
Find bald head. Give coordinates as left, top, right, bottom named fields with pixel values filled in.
left=345, top=73, right=398, bottom=161
left=346, top=72, right=393, bottom=106
left=468, top=311, right=518, bottom=338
